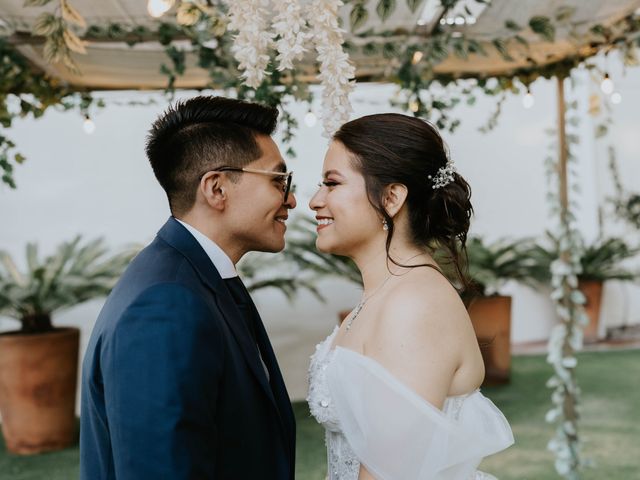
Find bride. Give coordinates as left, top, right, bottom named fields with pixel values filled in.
left=307, top=113, right=514, bottom=479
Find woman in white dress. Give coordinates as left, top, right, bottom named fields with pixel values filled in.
left=307, top=113, right=514, bottom=480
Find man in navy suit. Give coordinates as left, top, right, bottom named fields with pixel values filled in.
left=80, top=96, right=297, bottom=479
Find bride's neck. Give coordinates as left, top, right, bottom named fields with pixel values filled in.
left=353, top=239, right=428, bottom=294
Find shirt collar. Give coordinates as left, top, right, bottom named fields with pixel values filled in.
left=175, top=218, right=237, bottom=279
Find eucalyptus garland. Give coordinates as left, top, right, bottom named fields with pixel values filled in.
left=543, top=74, right=591, bottom=479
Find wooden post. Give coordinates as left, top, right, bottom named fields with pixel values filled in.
left=557, top=76, right=569, bottom=223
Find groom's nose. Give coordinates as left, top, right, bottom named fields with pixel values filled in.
left=285, top=192, right=297, bottom=209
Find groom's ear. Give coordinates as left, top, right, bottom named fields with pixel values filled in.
left=200, top=171, right=227, bottom=211
left=383, top=183, right=408, bottom=218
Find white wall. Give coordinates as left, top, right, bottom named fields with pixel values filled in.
left=1, top=53, right=639, bottom=401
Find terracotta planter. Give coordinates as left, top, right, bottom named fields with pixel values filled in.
left=467, top=296, right=512, bottom=386
left=0, top=327, right=79, bottom=454
left=578, top=280, right=604, bottom=344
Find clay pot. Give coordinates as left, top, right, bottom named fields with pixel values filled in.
left=467, top=296, right=512, bottom=386
left=0, top=327, right=79, bottom=454
left=578, top=280, right=604, bottom=344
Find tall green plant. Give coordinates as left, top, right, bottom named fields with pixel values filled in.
left=529, top=234, right=639, bottom=283
left=0, top=236, right=138, bottom=333
left=457, top=236, right=544, bottom=297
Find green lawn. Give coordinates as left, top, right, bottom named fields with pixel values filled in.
left=2, top=349, right=638, bottom=479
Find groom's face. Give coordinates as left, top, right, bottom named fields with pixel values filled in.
left=226, top=135, right=296, bottom=254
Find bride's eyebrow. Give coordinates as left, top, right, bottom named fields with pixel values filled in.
left=323, top=169, right=343, bottom=179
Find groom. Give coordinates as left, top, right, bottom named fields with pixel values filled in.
left=80, top=96, right=296, bottom=479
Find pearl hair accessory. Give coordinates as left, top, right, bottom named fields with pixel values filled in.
left=428, top=158, right=456, bottom=189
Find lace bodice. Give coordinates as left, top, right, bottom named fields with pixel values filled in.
left=307, top=326, right=510, bottom=480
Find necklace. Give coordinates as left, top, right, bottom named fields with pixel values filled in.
left=345, top=274, right=391, bottom=332
left=345, top=252, right=426, bottom=332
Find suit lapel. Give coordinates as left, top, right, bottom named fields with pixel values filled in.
left=156, top=218, right=279, bottom=411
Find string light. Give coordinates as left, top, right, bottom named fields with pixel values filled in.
left=409, top=100, right=419, bottom=112
left=600, top=73, right=614, bottom=95
left=304, top=111, right=317, bottom=127
left=147, top=0, right=174, bottom=18
left=522, top=88, right=534, bottom=109
left=82, top=114, right=95, bottom=134
left=610, top=91, right=622, bottom=104
left=412, top=51, right=423, bottom=65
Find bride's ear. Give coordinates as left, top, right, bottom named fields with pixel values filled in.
left=382, top=183, right=408, bottom=218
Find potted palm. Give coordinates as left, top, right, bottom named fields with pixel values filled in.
left=0, top=236, right=137, bottom=454
left=532, top=235, right=639, bottom=343
left=455, top=237, right=543, bottom=385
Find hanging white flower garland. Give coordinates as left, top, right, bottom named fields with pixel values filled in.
left=306, top=0, right=355, bottom=137
left=224, top=0, right=355, bottom=137
left=225, top=0, right=274, bottom=88
left=272, top=0, right=310, bottom=71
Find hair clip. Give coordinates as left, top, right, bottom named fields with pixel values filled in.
left=427, top=159, right=456, bottom=189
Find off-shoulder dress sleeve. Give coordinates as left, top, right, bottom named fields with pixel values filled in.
left=325, top=347, right=514, bottom=480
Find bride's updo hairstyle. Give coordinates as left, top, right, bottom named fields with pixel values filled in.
left=333, top=113, right=473, bottom=289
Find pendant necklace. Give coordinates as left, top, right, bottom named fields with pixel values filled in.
left=345, top=252, right=426, bottom=332
left=345, top=274, right=391, bottom=332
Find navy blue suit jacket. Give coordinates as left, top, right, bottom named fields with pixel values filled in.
left=80, top=218, right=296, bottom=479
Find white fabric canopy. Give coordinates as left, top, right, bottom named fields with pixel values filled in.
left=2, top=0, right=639, bottom=89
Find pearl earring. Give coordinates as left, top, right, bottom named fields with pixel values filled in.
left=382, top=219, right=389, bottom=231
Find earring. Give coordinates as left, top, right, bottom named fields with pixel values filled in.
left=382, top=219, right=389, bottom=231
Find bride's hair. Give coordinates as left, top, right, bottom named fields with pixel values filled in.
left=333, top=113, right=473, bottom=290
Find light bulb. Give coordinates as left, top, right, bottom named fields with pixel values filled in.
left=409, top=100, right=419, bottom=113
left=522, top=89, right=534, bottom=109
left=83, top=115, right=95, bottom=134
left=412, top=51, right=423, bottom=65
left=610, top=91, right=622, bottom=104
left=147, top=0, right=174, bottom=18
left=600, top=73, right=614, bottom=95
left=304, top=111, right=317, bottom=127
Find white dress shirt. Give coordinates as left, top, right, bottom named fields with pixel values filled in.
left=176, top=218, right=237, bottom=279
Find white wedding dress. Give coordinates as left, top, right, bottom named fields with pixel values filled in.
left=307, top=326, right=514, bottom=480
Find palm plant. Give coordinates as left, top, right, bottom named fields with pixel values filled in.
left=0, top=236, right=139, bottom=333
left=459, top=236, right=545, bottom=297
left=530, top=234, right=640, bottom=283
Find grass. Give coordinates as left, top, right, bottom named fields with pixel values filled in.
left=1, top=349, right=639, bottom=479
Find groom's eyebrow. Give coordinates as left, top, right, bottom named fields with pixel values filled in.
left=270, top=161, right=287, bottom=173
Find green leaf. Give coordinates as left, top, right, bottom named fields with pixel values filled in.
left=376, top=0, right=396, bottom=22
left=505, top=20, right=521, bottom=31
left=23, top=0, right=53, bottom=6
left=14, top=153, right=26, bottom=164
left=555, top=6, right=575, bottom=23
left=529, top=16, right=555, bottom=42
left=492, top=38, right=513, bottom=61
left=406, top=0, right=424, bottom=13
left=350, top=2, right=369, bottom=31
left=32, top=12, right=60, bottom=36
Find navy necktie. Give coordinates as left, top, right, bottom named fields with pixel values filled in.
left=224, top=276, right=257, bottom=340
left=224, top=276, right=270, bottom=381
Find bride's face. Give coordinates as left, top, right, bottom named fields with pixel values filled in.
left=309, top=141, right=382, bottom=256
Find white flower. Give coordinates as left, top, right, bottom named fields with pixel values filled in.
left=272, top=0, right=311, bottom=71
left=306, top=0, right=355, bottom=137
left=225, top=0, right=275, bottom=88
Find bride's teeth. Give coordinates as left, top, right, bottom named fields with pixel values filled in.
left=318, top=219, right=334, bottom=226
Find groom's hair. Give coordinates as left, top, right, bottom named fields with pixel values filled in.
left=146, top=95, right=279, bottom=215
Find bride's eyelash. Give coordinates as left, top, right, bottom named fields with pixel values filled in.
left=319, top=180, right=339, bottom=187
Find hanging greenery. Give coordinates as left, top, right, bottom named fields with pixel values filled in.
left=2, top=1, right=639, bottom=187
left=542, top=75, right=591, bottom=479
